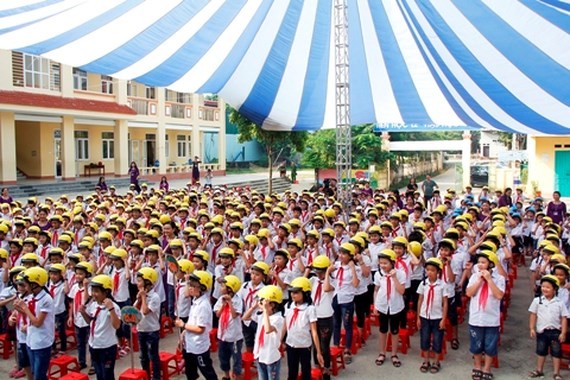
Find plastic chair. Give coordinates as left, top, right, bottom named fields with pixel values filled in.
left=118, top=369, right=149, bottom=380
left=48, top=355, right=80, bottom=379
left=330, top=347, right=346, bottom=376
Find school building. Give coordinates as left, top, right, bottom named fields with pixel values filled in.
left=0, top=49, right=226, bottom=185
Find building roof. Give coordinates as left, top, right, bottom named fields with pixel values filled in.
left=0, top=90, right=136, bottom=115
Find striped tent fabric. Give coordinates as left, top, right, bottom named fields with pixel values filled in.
left=0, top=0, right=568, bottom=134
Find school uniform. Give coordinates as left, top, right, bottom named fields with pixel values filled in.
left=529, top=295, right=569, bottom=358
left=238, top=281, right=265, bottom=349
left=373, top=268, right=406, bottom=335
left=310, top=276, right=334, bottom=374
left=174, top=279, right=192, bottom=322
left=87, top=301, right=121, bottom=379
left=254, top=245, right=275, bottom=266
left=285, top=302, right=318, bottom=380
left=213, top=264, right=241, bottom=300
left=48, top=280, right=67, bottom=352
left=252, top=311, right=285, bottom=379
left=26, top=289, right=55, bottom=380
left=136, top=290, right=161, bottom=380
left=14, top=292, right=30, bottom=370
left=213, top=294, right=244, bottom=377
left=184, top=293, right=218, bottom=380
left=417, top=279, right=447, bottom=354
left=111, top=266, right=131, bottom=344
left=331, top=262, right=361, bottom=349
left=68, top=283, right=90, bottom=368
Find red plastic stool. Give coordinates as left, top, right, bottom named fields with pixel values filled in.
left=132, top=327, right=140, bottom=352
left=209, top=328, right=218, bottom=352
left=159, top=316, right=174, bottom=338
left=118, top=369, right=149, bottom=380
left=406, top=310, right=417, bottom=334
left=242, top=352, right=258, bottom=380
left=386, top=328, right=411, bottom=354
left=159, top=352, right=179, bottom=380
left=65, top=328, right=78, bottom=351
left=0, top=333, right=13, bottom=359
left=48, top=355, right=80, bottom=379
left=330, top=347, right=345, bottom=376
left=297, top=367, right=323, bottom=380
left=59, top=373, right=89, bottom=380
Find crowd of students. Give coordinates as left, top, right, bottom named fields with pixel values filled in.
left=0, top=181, right=568, bottom=380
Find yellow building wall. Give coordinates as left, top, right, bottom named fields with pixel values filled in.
left=15, top=121, right=43, bottom=177
left=75, top=125, right=116, bottom=174
left=533, top=137, right=570, bottom=196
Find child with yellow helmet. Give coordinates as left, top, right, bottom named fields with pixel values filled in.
left=175, top=270, right=218, bottom=379
left=213, top=274, right=244, bottom=380
left=237, top=261, right=268, bottom=353
left=78, top=274, right=121, bottom=380
left=67, top=261, right=93, bottom=372
left=173, top=259, right=194, bottom=326
left=47, top=263, right=67, bottom=355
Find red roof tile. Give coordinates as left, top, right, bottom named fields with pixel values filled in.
left=0, top=90, right=136, bottom=115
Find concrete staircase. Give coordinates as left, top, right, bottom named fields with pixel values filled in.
left=219, top=177, right=291, bottom=195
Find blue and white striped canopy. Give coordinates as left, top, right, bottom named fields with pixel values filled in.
left=0, top=0, right=569, bottom=134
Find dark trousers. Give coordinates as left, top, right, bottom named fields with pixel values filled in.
left=75, top=326, right=90, bottom=367
left=419, top=317, right=444, bottom=354
left=286, top=345, right=312, bottom=380
left=167, top=284, right=175, bottom=318
left=354, top=292, right=369, bottom=328
left=314, top=317, right=333, bottom=379
left=332, top=297, right=354, bottom=350
left=90, top=345, right=117, bottom=380
left=184, top=350, right=218, bottom=380
left=139, top=331, right=160, bottom=380
left=27, top=346, right=51, bottom=380
left=54, top=311, right=68, bottom=352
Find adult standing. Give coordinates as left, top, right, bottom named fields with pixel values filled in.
left=407, top=177, right=418, bottom=192
left=0, top=187, right=13, bottom=204
left=498, top=187, right=513, bottom=207
left=547, top=191, right=567, bottom=225
left=421, top=175, right=438, bottom=207
left=128, top=161, right=141, bottom=193
left=191, top=156, right=201, bottom=185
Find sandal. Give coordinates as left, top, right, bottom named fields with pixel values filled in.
left=482, top=373, right=494, bottom=380
left=528, top=369, right=545, bottom=378
left=375, top=353, right=386, bottom=366
left=472, top=369, right=483, bottom=380
left=344, top=351, right=352, bottom=365
left=391, top=355, right=402, bottom=368
left=430, top=362, right=441, bottom=373
left=553, top=374, right=562, bottom=380
left=420, top=361, right=430, bottom=373
left=451, top=338, right=460, bottom=350
left=88, top=367, right=96, bottom=376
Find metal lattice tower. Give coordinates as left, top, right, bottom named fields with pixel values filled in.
left=334, top=0, right=352, bottom=208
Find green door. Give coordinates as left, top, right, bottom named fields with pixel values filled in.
left=554, top=151, right=570, bottom=196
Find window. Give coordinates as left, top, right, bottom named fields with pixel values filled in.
left=101, top=75, right=113, bottom=94
left=23, top=53, right=60, bottom=90
left=127, top=81, right=133, bottom=96
left=202, top=108, right=215, bottom=121
left=145, top=87, right=156, bottom=99
left=74, top=131, right=89, bottom=160
left=165, top=135, right=169, bottom=158
left=177, top=135, right=186, bottom=158
left=102, top=132, right=114, bottom=159
left=73, top=68, right=87, bottom=90
left=177, top=92, right=192, bottom=104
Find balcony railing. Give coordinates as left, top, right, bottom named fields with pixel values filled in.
left=170, top=104, right=185, bottom=119
left=130, top=98, right=148, bottom=115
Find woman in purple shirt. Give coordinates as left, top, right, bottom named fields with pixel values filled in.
left=128, top=161, right=141, bottom=193
left=546, top=191, right=567, bottom=224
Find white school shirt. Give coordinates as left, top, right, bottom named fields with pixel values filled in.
left=136, top=290, right=160, bottom=332
left=254, top=245, right=275, bottom=266
left=416, top=279, right=447, bottom=320
left=287, top=256, right=305, bottom=279
left=213, top=295, right=244, bottom=342
left=175, top=280, right=192, bottom=319
left=87, top=301, right=120, bottom=349
left=557, top=287, right=570, bottom=314
left=69, top=284, right=90, bottom=328
left=184, top=294, right=213, bottom=354
left=284, top=303, right=317, bottom=348
left=529, top=296, right=569, bottom=333
left=26, top=289, right=55, bottom=350
left=48, top=280, right=66, bottom=315
left=142, top=262, right=166, bottom=303
left=252, top=312, right=285, bottom=364
left=368, top=242, right=388, bottom=272
left=213, top=264, right=241, bottom=299
left=394, top=254, right=412, bottom=288
left=467, top=271, right=505, bottom=327
left=331, top=262, right=360, bottom=305
left=310, top=276, right=334, bottom=318
left=373, top=269, right=406, bottom=315
left=112, top=267, right=129, bottom=303
left=355, top=255, right=371, bottom=295
left=238, top=281, right=265, bottom=312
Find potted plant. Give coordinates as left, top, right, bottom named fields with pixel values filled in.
left=531, top=180, right=541, bottom=197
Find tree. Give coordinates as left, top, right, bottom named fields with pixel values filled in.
left=229, top=107, right=307, bottom=193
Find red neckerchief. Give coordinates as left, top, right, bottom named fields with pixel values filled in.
left=314, top=280, right=323, bottom=304
left=426, top=282, right=436, bottom=318
left=219, top=303, right=231, bottom=339
left=336, top=266, right=344, bottom=288
left=288, top=306, right=300, bottom=329
left=272, top=266, right=284, bottom=285
left=479, top=279, right=489, bottom=311
left=90, top=306, right=102, bottom=338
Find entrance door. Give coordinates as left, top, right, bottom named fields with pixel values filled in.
left=555, top=151, right=570, bottom=196
left=54, top=130, right=62, bottom=178
left=145, top=140, right=156, bottom=167
left=129, top=140, right=141, bottom=167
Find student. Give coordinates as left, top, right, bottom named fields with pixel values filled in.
left=238, top=261, right=268, bottom=352
left=79, top=275, right=121, bottom=380
left=68, top=261, right=93, bottom=367
left=284, top=277, right=324, bottom=380
left=417, top=258, right=448, bottom=374
left=174, top=259, right=194, bottom=325
left=175, top=270, right=219, bottom=380
left=466, top=250, right=505, bottom=380
left=47, top=263, right=68, bottom=356
left=213, top=275, right=243, bottom=380
left=309, top=256, right=335, bottom=380
left=109, top=248, right=131, bottom=356
left=243, top=285, right=284, bottom=380
left=135, top=267, right=161, bottom=380
left=2, top=266, right=26, bottom=379
left=373, top=249, right=406, bottom=368
left=141, top=244, right=166, bottom=313
left=14, top=267, right=55, bottom=380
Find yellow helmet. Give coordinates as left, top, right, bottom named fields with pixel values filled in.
left=58, top=234, right=72, bottom=244
left=289, top=277, right=311, bottom=292
left=287, top=238, right=303, bottom=250
left=91, top=275, right=113, bottom=291
left=10, top=265, right=26, bottom=275
left=480, top=240, right=497, bottom=253
left=170, top=239, right=184, bottom=249
left=541, top=274, right=560, bottom=289
left=369, top=225, right=381, bottom=234
left=251, top=261, right=270, bottom=275
left=339, top=243, right=356, bottom=256
left=0, top=248, right=8, bottom=260
left=438, top=238, right=457, bottom=251
left=311, top=255, right=331, bottom=270
left=543, top=244, right=561, bottom=255
left=23, top=267, right=48, bottom=287
left=409, top=241, right=423, bottom=258
left=258, top=284, right=283, bottom=304
left=553, top=263, right=570, bottom=275
left=21, top=253, right=40, bottom=265
left=23, top=237, right=38, bottom=246
left=425, top=257, right=443, bottom=271
left=349, top=236, right=365, bottom=250
left=413, top=222, right=427, bottom=232
left=378, top=249, right=397, bottom=262
left=476, top=250, right=499, bottom=268
left=257, top=228, right=271, bottom=239
left=392, top=236, right=408, bottom=247
left=159, top=215, right=171, bottom=225
left=190, top=270, right=213, bottom=291
left=137, top=267, right=158, bottom=285
left=177, top=259, right=195, bottom=274
left=48, top=263, right=66, bottom=273
left=219, top=247, right=235, bottom=258
left=244, top=235, right=259, bottom=246
left=68, top=253, right=85, bottom=262
left=223, top=275, right=241, bottom=293
left=98, top=231, right=113, bottom=241
left=194, top=250, right=210, bottom=263
left=75, top=261, right=94, bottom=276
left=550, top=254, right=566, bottom=264
left=109, top=248, right=128, bottom=261
left=324, top=209, right=336, bottom=219
left=288, top=218, right=301, bottom=227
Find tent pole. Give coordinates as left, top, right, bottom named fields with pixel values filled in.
left=334, top=0, right=352, bottom=211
